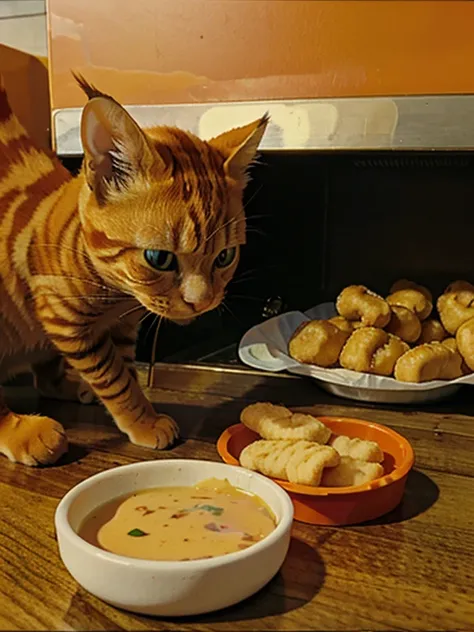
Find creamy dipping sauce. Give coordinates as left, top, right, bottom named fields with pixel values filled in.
left=78, top=478, right=276, bottom=561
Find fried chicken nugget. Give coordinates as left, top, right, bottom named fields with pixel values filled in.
left=444, top=280, right=474, bottom=294
left=394, top=341, right=463, bottom=382
left=288, top=320, right=350, bottom=367
left=285, top=442, right=340, bottom=486
left=329, top=434, right=384, bottom=463
left=239, top=439, right=339, bottom=486
left=339, top=327, right=409, bottom=376
left=240, top=402, right=331, bottom=444
left=418, top=318, right=448, bottom=344
left=437, top=282, right=474, bottom=334
left=386, top=305, right=422, bottom=343
left=441, top=337, right=458, bottom=353
left=390, top=279, right=433, bottom=303
left=456, top=317, right=474, bottom=372
left=387, top=289, right=433, bottom=321
left=442, top=337, right=472, bottom=375
left=321, top=457, right=384, bottom=487
left=328, top=316, right=355, bottom=334
left=239, top=440, right=299, bottom=480
left=336, top=285, right=391, bottom=328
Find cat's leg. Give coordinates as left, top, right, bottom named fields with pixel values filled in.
left=33, top=321, right=140, bottom=404
left=109, top=320, right=139, bottom=382
left=0, top=386, right=68, bottom=465
left=43, top=324, right=178, bottom=449
left=32, top=354, right=95, bottom=404
left=34, top=319, right=141, bottom=405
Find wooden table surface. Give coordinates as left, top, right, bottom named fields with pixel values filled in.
left=1, top=363, right=474, bottom=631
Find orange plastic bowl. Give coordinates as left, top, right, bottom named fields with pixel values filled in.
left=217, top=416, right=415, bottom=526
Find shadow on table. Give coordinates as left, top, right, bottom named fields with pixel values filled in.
left=364, top=469, right=440, bottom=526
left=165, top=536, right=324, bottom=624
left=64, top=538, right=324, bottom=627
left=47, top=443, right=89, bottom=467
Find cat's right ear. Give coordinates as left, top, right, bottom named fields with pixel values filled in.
left=77, top=78, right=167, bottom=205
left=208, top=113, right=269, bottom=183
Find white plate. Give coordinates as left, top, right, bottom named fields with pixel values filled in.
left=238, top=302, right=474, bottom=403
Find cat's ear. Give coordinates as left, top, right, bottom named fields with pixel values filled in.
left=75, top=74, right=166, bottom=204
left=208, top=113, right=269, bottom=182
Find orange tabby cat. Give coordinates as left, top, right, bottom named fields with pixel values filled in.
left=0, top=75, right=268, bottom=466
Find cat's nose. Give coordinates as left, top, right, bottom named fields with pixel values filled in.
left=181, top=275, right=213, bottom=313
left=185, top=297, right=213, bottom=313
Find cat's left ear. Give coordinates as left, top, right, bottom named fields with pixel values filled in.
left=208, top=114, right=269, bottom=182
left=75, top=74, right=167, bottom=204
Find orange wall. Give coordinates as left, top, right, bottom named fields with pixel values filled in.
left=48, top=0, right=474, bottom=108
left=0, top=45, right=50, bottom=149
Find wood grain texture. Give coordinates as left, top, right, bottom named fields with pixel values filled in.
left=1, top=364, right=474, bottom=631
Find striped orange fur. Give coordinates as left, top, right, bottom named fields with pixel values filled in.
left=0, top=75, right=268, bottom=465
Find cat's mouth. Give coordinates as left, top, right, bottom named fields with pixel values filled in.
left=140, top=295, right=221, bottom=323
left=170, top=317, right=195, bottom=326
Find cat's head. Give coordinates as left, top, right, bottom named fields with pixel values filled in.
left=75, top=75, right=268, bottom=323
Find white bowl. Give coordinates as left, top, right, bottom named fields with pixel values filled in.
left=55, top=459, right=294, bottom=617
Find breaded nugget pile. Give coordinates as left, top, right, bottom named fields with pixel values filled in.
left=238, top=402, right=385, bottom=488
left=287, top=279, right=474, bottom=383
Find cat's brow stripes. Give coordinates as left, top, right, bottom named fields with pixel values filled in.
left=188, top=204, right=202, bottom=246
left=158, top=129, right=231, bottom=254
left=171, top=215, right=184, bottom=252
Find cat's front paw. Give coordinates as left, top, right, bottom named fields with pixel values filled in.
left=128, top=415, right=179, bottom=449
left=1, top=414, right=68, bottom=466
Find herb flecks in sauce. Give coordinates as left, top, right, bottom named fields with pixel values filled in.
left=78, top=478, right=276, bottom=562
left=171, top=503, right=224, bottom=519
left=135, top=505, right=155, bottom=516
left=127, top=528, right=149, bottom=537
left=198, top=504, right=223, bottom=516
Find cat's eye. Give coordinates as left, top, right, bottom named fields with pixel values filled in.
left=215, top=247, right=237, bottom=269
left=144, top=249, right=177, bottom=271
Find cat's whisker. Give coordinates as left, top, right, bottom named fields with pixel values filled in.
left=233, top=266, right=260, bottom=278
left=138, top=310, right=154, bottom=327
left=118, top=304, right=145, bottom=321
left=34, top=242, right=96, bottom=262
left=147, top=315, right=164, bottom=387
left=244, top=213, right=269, bottom=222
left=203, top=211, right=269, bottom=246
left=33, top=243, right=100, bottom=276
left=230, top=264, right=280, bottom=285
left=227, top=294, right=264, bottom=303
left=144, top=313, right=160, bottom=344
left=24, top=293, right=131, bottom=305
left=243, top=185, right=264, bottom=210
left=43, top=273, right=120, bottom=294
left=229, top=274, right=263, bottom=286
left=245, top=228, right=268, bottom=239
left=221, top=300, right=244, bottom=327
left=203, top=215, right=243, bottom=245
left=35, top=242, right=84, bottom=254
left=230, top=272, right=263, bottom=283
